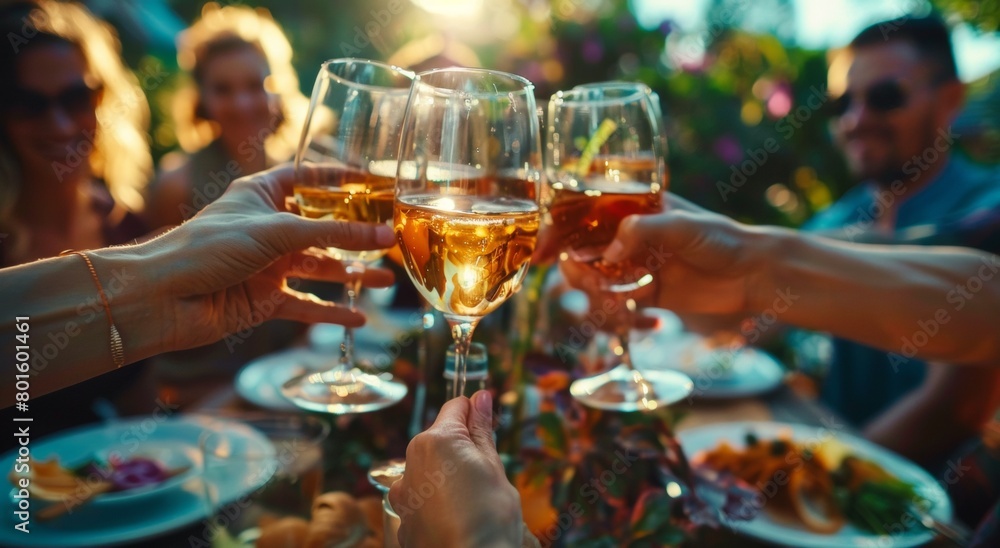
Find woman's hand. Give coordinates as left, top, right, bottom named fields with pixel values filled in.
left=116, top=164, right=396, bottom=353
left=389, top=391, right=525, bottom=547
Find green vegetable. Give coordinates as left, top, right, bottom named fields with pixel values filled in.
left=835, top=478, right=923, bottom=535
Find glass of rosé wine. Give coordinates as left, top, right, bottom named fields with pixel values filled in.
left=545, top=84, right=693, bottom=412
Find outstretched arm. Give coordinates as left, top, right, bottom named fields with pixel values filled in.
left=563, top=194, right=1000, bottom=367
left=1, top=165, right=396, bottom=405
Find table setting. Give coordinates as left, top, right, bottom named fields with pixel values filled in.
left=1, top=58, right=966, bottom=548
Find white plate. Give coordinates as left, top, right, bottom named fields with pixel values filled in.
left=239, top=313, right=423, bottom=411
left=235, top=348, right=328, bottom=411
left=677, top=421, right=953, bottom=548
left=632, top=334, right=785, bottom=399
left=0, top=415, right=274, bottom=547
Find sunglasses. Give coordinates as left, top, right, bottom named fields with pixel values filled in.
left=3, top=83, right=101, bottom=119
left=829, top=80, right=908, bottom=117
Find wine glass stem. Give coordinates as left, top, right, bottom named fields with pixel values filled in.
left=617, top=324, right=635, bottom=372
left=449, top=320, right=478, bottom=400
left=340, top=263, right=365, bottom=369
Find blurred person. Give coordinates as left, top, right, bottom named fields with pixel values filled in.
left=798, top=14, right=1000, bottom=468
left=145, top=2, right=308, bottom=228
left=0, top=0, right=155, bottom=446
left=143, top=3, right=311, bottom=398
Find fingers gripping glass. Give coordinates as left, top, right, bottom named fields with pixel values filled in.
left=829, top=80, right=908, bottom=117
left=281, top=59, right=409, bottom=414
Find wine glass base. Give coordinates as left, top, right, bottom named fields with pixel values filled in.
left=281, top=369, right=408, bottom=414
left=570, top=364, right=693, bottom=412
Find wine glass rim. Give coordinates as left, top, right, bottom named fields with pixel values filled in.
left=318, top=57, right=415, bottom=93
left=413, top=66, right=535, bottom=97
left=573, top=81, right=652, bottom=93
left=550, top=87, right=648, bottom=106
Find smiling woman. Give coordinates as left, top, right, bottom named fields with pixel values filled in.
left=145, top=2, right=309, bottom=229
left=0, top=0, right=152, bottom=266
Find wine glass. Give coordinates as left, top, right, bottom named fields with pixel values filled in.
left=545, top=84, right=693, bottom=411
left=394, top=67, right=541, bottom=400
left=281, top=59, right=409, bottom=414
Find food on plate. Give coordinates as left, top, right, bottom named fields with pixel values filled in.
left=8, top=455, right=190, bottom=502
left=255, top=490, right=382, bottom=548
left=695, top=431, right=923, bottom=535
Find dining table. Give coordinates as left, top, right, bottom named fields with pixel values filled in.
left=105, top=363, right=951, bottom=548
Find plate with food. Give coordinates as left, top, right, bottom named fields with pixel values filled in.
left=8, top=440, right=196, bottom=515
left=0, top=415, right=274, bottom=547
left=632, top=333, right=785, bottom=399
left=678, top=421, right=953, bottom=548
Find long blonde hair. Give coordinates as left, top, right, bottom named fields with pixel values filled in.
left=0, top=0, right=151, bottom=219
left=171, top=2, right=308, bottom=162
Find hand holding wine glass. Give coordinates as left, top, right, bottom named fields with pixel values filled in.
left=394, top=67, right=542, bottom=399
left=544, top=83, right=692, bottom=411
left=281, top=59, right=412, bottom=414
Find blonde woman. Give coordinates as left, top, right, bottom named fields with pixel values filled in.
left=0, top=0, right=151, bottom=266
left=146, top=2, right=308, bottom=228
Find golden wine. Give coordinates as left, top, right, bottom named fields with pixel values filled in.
left=295, top=181, right=395, bottom=262
left=395, top=194, right=539, bottom=319
left=546, top=178, right=661, bottom=290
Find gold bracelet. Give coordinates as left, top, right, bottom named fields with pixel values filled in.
left=61, top=250, right=125, bottom=369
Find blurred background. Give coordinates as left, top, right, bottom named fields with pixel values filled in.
left=85, top=0, right=1000, bottom=228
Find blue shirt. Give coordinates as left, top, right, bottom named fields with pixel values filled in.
left=802, top=155, right=1000, bottom=427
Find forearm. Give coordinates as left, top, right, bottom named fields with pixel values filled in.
left=864, top=390, right=979, bottom=468
left=864, top=364, right=1000, bottom=466
left=753, top=228, right=1000, bottom=365
left=0, top=247, right=165, bottom=404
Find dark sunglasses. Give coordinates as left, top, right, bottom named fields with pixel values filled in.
left=3, top=83, right=101, bottom=119
left=829, top=80, right=908, bottom=117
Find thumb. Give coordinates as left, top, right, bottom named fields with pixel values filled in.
left=467, top=390, right=495, bottom=452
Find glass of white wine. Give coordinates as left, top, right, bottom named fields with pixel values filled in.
left=394, top=67, right=542, bottom=399
left=281, top=59, right=410, bottom=414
